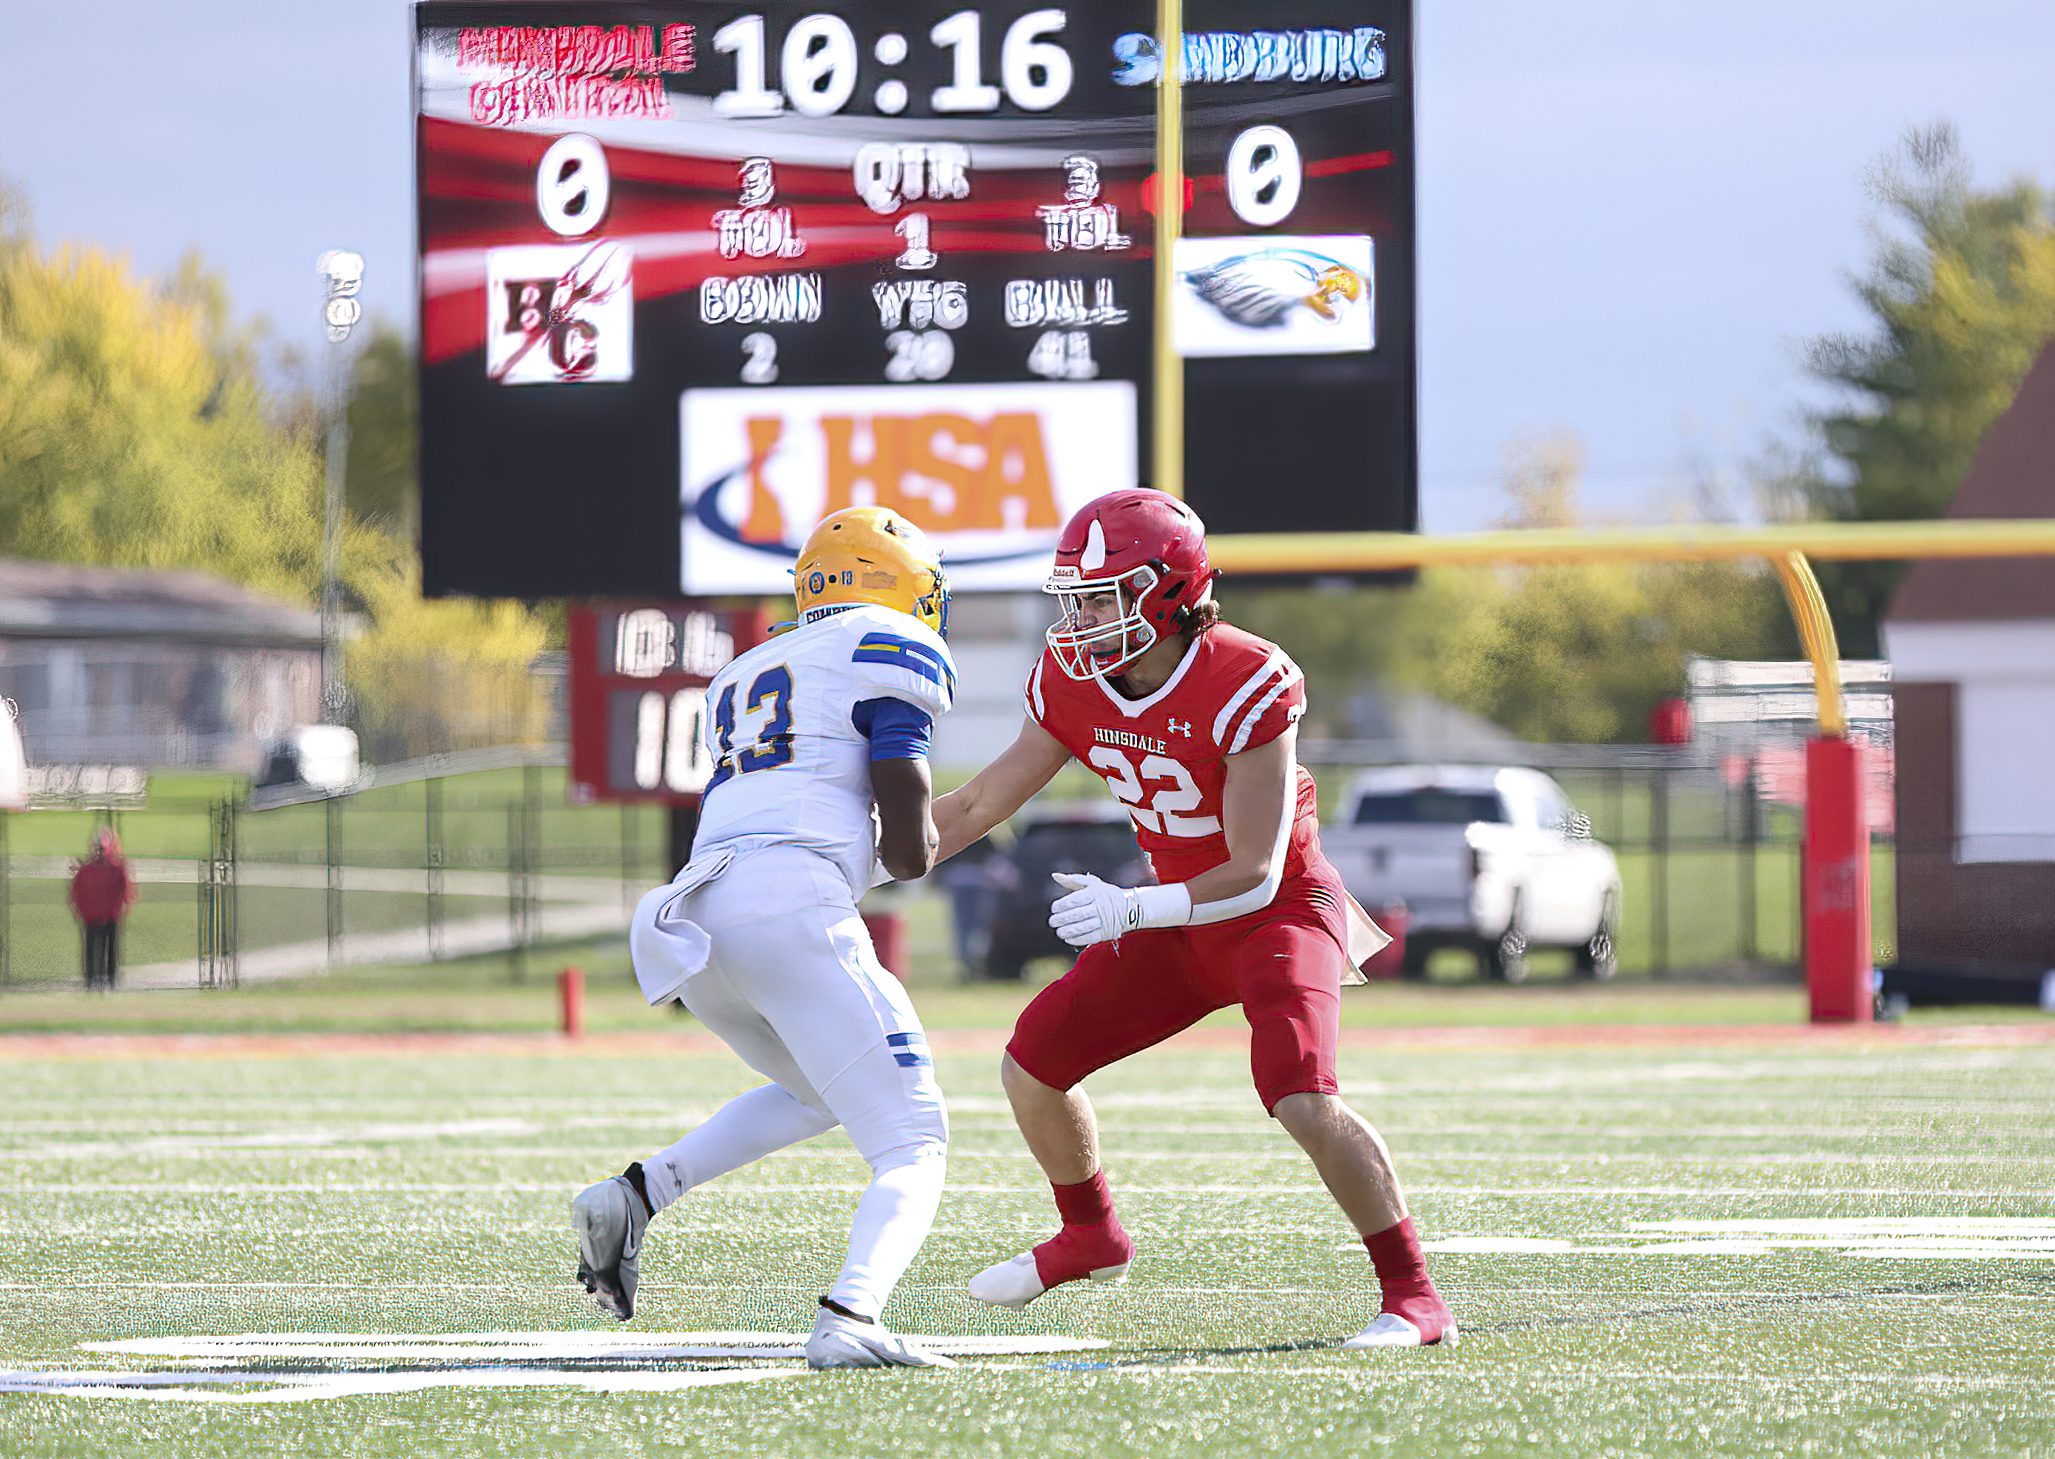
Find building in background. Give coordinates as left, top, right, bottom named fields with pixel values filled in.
left=1882, top=343, right=2055, bottom=969
left=0, top=560, right=323, bottom=772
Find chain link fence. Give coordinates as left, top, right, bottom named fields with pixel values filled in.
left=0, top=748, right=671, bottom=991
left=1298, top=740, right=1897, bottom=978
left=1, top=741, right=1902, bottom=991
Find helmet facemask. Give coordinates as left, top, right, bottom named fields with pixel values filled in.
left=1044, top=565, right=1160, bottom=681
left=917, top=568, right=952, bottom=640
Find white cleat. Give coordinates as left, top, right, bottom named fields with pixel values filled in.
left=967, top=1250, right=1130, bottom=1310
left=571, top=1174, right=648, bottom=1322
left=805, top=1305, right=958, bottom=1370
left=1343, top=1312, right=1459, bottom=1350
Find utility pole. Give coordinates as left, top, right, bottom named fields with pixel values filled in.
left=316, top=250, right=365, bottom=721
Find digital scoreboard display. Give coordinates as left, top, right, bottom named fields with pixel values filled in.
left=415, top=2, right=1415, bottom=599
left=564, top=602, right=767, bottom=803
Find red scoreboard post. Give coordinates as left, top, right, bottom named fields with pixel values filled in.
left=566, top=602, right=771, bottom=807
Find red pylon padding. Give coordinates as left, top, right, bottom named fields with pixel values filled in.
left=559, top=966, right=585, bottom=1039
left=1803, top=736, right=1872, bottom=1023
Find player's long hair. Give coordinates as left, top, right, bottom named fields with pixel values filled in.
left=1175, top=597, right=1221, bottom=641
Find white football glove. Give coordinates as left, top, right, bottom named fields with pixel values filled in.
left=1048, top=872, right=1141, bottom=948
left=1048, top=873, right=1194, bottom=949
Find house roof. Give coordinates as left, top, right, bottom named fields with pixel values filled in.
left=1888, top=341, right=2055, bottom=625
left=0, top=559, right=325, bottom=648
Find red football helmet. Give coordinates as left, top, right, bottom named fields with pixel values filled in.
left=1044, top=489, right=1214, bottom=680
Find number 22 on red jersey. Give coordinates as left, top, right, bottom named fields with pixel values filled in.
left=1022, top=624, right=1310, bottom=884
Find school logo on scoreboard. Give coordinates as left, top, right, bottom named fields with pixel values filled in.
left=484, top=241, right=634, bottom=385
left=1172, top=234, right=1374, bottom=358
left=678, top=382, right=1137, bottom=594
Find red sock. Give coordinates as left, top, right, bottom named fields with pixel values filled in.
left=1364, top=1216, right=1453, bottom=1343
left=1032, top=1171, right=1134, bottom=1288
left=1052, top=1169, right=1116, bottom=1227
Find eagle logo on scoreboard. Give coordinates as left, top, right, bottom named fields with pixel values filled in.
left=485, top=241, right=634, bottom=385
left=1172, top=235, right=1375, bottom=358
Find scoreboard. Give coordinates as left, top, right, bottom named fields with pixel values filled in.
left=564, top=602, right=767, bottom=803
left=414, top=0, right=1417, bottom=599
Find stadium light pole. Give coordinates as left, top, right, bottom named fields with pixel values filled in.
left=316, top=251, right=366, bottom=723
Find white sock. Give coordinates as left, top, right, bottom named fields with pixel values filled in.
left=641, top=1084, right=837, bottom=1213
left=827, top=1152, right=948, bottom=1319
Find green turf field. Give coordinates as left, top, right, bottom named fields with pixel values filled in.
left=1, top=1010, right=2048, bottom=1458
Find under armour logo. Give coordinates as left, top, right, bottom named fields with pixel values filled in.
left=1168, top=718, right=1192, bottom=737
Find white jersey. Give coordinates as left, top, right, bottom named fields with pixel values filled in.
left=691, top=603, right=955, bottom=901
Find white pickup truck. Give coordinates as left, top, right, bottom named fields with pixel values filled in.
left=1321, top=766, right=1622, bottom=982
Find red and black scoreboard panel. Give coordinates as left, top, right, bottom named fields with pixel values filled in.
left=565, top=602, right=767, bottom=803
left=416, top=1, right=1415, bottom=599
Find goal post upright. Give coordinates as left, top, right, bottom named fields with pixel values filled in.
left=1206, top=519, right=2055, bottom=1025
left=1770, top=552, right=1870, bottom=1024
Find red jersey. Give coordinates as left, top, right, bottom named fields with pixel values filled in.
left=1026, top=623, right=1323, bottom=886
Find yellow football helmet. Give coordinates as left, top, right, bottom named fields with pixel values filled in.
left=793, top=507, right=951, bottom=639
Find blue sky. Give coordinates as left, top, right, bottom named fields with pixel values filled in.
left=3, top=0, right=2050, bottom=531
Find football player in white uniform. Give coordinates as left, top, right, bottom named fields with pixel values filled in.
left=572, top=508, right=958, bottom=1371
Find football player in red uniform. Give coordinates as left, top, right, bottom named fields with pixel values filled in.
left=931, top=488, right=1454, bottom=1349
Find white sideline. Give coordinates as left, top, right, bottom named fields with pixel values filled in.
left=8, top=1183, right=2055, bottom=1199
left=0, top=1331, right=1108, bottom=1404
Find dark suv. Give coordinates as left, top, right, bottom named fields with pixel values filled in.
left=974, top=804, right=1149, bottom=982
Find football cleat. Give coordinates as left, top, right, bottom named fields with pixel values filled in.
left=966, top=1249, right=1131, bottom=1309
left=805, top=1304, right=957, bottom=1370
left=571, top=1174, right=648, bottom=1321
left=1342, top=1312, right=1459, bottom=1350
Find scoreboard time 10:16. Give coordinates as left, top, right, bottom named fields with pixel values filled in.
left=417, top=1, right=1415, bottom=606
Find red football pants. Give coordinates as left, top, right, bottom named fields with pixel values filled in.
left=1007, top=874, right=1350, bottom=1113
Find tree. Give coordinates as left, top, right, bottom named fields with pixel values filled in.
left=0, top=206, right=550, bottom=759
left=1232, top=437, right=1783, bottom=744
left=343, top=538, right=551, bottom=762
left=1787, top=124, right=2055, bottom=653
left=342, top=321, right=420, bottom=534
left=0, top=235, right=327, bottom=598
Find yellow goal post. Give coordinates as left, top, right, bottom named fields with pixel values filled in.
left=1206, top=519, right=2055, bottom=738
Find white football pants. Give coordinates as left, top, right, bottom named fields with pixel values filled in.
left=629, top=844, right=948, bottom=1320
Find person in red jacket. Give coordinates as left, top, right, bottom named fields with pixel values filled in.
left=69, top=829, right=136, bottom=990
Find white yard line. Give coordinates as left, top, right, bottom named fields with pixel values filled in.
left=0, top=1281, right=2046, bottom=1301
left=7, top=1182, right=2055, bottom=1199
left=20, top=1141, right=2039, bottom=1164
left=0, top=1366, right=806, bottom=1403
